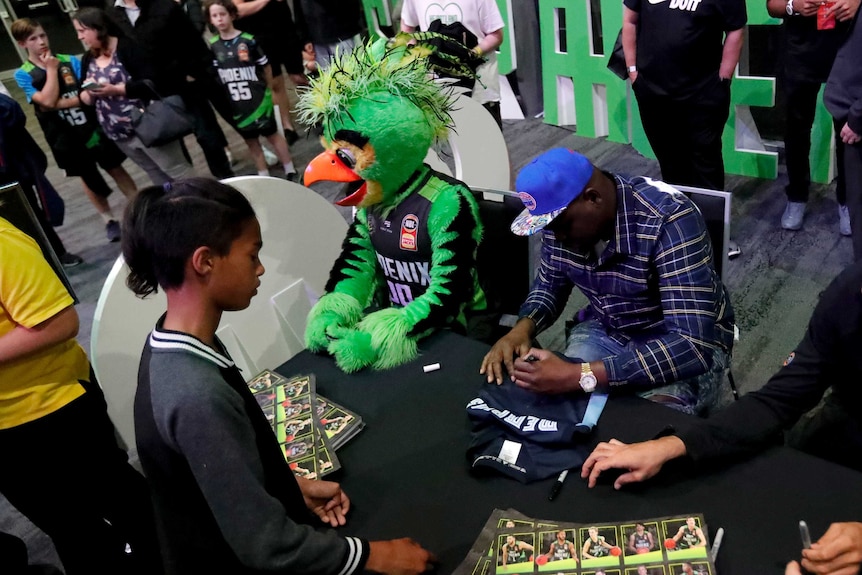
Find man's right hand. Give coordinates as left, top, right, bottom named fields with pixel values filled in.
left=795, top=0, right=821, bottom=17
left=480, top=319, right=535, bottom=384
left=580, top=436, right=687, bottom=489
left=367, top=539, right=437, bottom=574
left=40, top=51, right=59, bottom=70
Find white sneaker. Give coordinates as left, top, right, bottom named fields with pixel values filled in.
left=839, top=204, right=852, bottom=236
left=263, top=146, right=278, bottom=167
left=781, top=201, right=806, bottom=231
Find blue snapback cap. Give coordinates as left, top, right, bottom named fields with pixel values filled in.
left=510, top=148, right=594, bottom=236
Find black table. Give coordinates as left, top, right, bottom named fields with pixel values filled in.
left=277, top=331, right=862, bottom=573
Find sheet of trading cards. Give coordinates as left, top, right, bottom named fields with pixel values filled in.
left=247, top=370, right=340, bottom=479
left=315, top=395, right=365, bottom=449
left=458, top=510, right=716, bottom=575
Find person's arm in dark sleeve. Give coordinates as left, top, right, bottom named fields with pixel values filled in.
left=679, top=289, right=836, bottom=462
left=154, top=363, right=369, bottom=574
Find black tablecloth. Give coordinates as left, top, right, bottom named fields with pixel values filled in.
left=277, top=331, right=862, bottom=573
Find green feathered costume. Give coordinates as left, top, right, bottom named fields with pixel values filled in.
left=299, top=38, right=486, bottom=373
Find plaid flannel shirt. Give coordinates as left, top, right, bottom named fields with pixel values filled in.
left=519, top=174, right=735, bottom=388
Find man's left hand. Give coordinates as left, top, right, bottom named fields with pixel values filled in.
left=297, top=476, right=351, bottom=527
left=840, top=122, right=861, bottom=145
left=511, top=348, right=578, bottom=393
left=800, top=522, right=862, bottom=574
left=827, top=0, right=861, bottom=21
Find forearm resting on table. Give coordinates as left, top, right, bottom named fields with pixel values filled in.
left=0, top=306, right=78, bottom=365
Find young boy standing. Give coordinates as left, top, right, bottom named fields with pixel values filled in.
left=205, top=0, right=297, bottom=180
left=124, top=178, right=434, bottom=575
left=12, top=18, right=137, bottom=243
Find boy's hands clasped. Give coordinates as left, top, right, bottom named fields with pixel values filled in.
left=297, top=477, right=436, bottom=574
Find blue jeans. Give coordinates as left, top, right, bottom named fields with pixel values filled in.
left=564, top=320, right=728, bottom=415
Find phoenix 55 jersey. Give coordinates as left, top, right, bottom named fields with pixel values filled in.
left=209, top=32, right=273, bottom=130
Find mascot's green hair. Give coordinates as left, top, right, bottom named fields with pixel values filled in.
left=297, top=38, right=456, bottom=143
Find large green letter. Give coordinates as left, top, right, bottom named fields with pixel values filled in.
left=538, top=0, right=627, bottom=142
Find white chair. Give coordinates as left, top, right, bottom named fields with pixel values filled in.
left=90, top=177, right=348, bottom=448
left=423, top=90, right=511, bottom=192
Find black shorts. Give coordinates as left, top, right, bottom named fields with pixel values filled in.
left=259, top=36, right=286, bottom=77
left=236, top=112, right=278, bottom=140
left=56, top=137, right=126, bottom=177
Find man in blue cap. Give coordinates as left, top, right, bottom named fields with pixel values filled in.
left=480, top=148, right=734, bottom=415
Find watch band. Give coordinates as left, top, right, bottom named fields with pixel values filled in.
left=627, top=65, right=637, bottom=73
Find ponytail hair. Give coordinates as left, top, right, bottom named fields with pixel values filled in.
left=122, top=178, right=256, bottom=297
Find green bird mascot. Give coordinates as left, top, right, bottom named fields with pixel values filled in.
left=299, top=38, right=486, bottom=373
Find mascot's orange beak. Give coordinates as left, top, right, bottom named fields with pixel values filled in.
left=304, top=151, right=368, bottom=207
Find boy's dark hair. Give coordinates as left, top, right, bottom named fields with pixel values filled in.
left=203, top=0, right=239, bottom=21
left=122, top=178, right=256, bottom=297
left=72, top=7, right=124, bottom=53
left=11, top=18, right=40, bottom=43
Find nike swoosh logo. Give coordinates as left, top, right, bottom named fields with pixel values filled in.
left=648, top=0, right=668, bottom=4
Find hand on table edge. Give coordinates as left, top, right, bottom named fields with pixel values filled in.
left=366, top=539, right=437, bottom=574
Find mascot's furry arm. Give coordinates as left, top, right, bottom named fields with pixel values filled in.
left=327, top=178, right=484, bottom=372
left=304, top=213, right=379, bottom=353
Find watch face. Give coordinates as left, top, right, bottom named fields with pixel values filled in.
left=580, top=373, right=598, bottom=392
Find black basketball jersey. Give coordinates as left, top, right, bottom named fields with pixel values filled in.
left=551, top=540, right=571, bottom=560
left=209, top=32, right=273, bottom=130
left=19, top=55, right=100, bottom=153
left=633, top=532, right=651, bottom=550
left=366, top=186, right=435, bottom=307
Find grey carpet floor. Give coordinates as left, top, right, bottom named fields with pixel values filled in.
left=1, top=79, right=853, bottom=571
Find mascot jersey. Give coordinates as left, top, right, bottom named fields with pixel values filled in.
left=362, top=165, right=483, bottom=320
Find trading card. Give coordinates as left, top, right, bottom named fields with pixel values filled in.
left=667, top=561, right=710, bottom=575
left=495, top=531, right=536, bottom=575
left=661, top=517, right=708, bottom=561
left=254, top=392, right=276, bottom=408
left=282, top=436, right=315, bottom=463
left=625, top=566, right=666, bottom=575
left=279, top=396, right=313, bottom=420
left=248, top=370, right=282, bottom=393
left=536, top=528, right=579, bottom=572
left=260, top=405, right=276, bottom=424
left=497, top=518, right=535, bottom=530
left=276, top=375, right=311, bottom=401
left=621, top=521, right=662, bottom=564
left=277, top=417, right=314, bottom=443
left=321, top=408, right=354, bottom=439
left=289, top=456, right=318, bottom=480
left=580, top=525, right=622, bottom=569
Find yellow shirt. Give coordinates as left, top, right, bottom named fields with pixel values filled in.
left=0, top=216, right=87, bottom=429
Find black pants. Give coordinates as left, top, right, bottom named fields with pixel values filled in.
left=838, top=130, right=862, bottom=259
left=634, top=78, right=731, bottom=191
left=17, top=181, right=67, bottom=257
left=783, top=75, right=846, bottom=204
left=181, top=81, right=233, bottom=180
left=0, top=377, right=162, bottom=575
